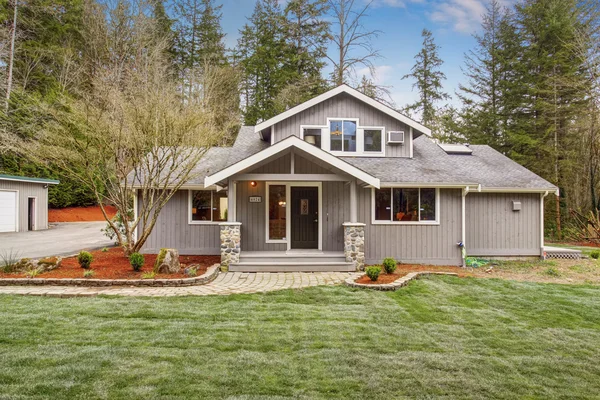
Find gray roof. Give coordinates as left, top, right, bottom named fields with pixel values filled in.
left=341, top=136, right=556, bottom=189
left=132, top=125, right=556, bottom=191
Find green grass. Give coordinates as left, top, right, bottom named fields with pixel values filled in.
left=1, top=277, right=600, bottom=399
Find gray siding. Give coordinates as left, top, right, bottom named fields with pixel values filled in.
left=0, top=180, right=49, bottom=232
left=140, top=190, right=220, bottom=255
left=250, top=153, right=291, bottom=174
left=295, top=153, right=336, bottom=174
left=358, top=188, right=463, bottom=265
left=466, top=193, right=541, bottom=256
left=273, top=93, right=413, bottom=157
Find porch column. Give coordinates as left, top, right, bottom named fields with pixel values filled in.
left=350, top=179, right=357, bottom=223
left=227, top=178, right=236, bottom=222
left=219, top=222, right=241, bottom=272
left=343, top=222, right=365, bottom=271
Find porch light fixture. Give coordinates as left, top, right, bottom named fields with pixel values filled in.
left=250, top=181, right=257, bottom=187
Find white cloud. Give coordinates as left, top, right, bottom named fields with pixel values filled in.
left=428, top=0, right=515, bottom=34
left=357, top=65, right=395, bottom=85
left=371, top=0, right=425, bottom=9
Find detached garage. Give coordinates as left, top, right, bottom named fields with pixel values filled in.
left=0, top=175, right=60, bottom=233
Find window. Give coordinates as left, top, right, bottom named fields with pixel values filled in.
left=330, top=120, right=356, bottom=152
left=373, top=188, right=438, bottom=223
left=303, top=128, right=322, bottom=147
left=364, top=129, right=383, bottom=152
left=268, top=185, right=286, bottom=241
left=190, top=190, right=227, bottom=223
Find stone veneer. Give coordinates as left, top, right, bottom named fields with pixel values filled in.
left=220, top=222, right=241, bottom=271
left=343, top=222, right=366, bottom=271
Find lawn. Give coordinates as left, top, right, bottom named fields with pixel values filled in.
left=1, top=277, right=600, bottom=399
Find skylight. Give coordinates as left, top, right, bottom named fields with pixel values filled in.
left=438, top=144, right=473, bottom=155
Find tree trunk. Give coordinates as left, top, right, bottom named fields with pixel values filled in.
left=5, top=0, right=18, bottom=110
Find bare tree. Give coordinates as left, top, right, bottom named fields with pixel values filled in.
left=326, top=0, right=381, bottom=86
left=29, top=0, right=228, bottom=255
left=5, top=0, right=18, bottom=110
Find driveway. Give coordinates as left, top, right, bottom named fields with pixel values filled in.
left=0, top=222, right=113, bottom=259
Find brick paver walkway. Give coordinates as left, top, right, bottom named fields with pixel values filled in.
left=0, top=272, right=361, bottom=297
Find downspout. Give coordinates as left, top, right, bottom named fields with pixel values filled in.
left=460, top=186, right=470, bottom=268
left=540, top=190, right=549, bottom=259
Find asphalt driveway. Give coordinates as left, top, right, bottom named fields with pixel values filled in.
left=0, top=222, right=114, bottom=259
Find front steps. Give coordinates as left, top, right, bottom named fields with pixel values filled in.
left=229, top=251, right=355, bottom=272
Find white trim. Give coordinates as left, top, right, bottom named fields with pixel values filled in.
left=0, top=189, right=19, bottom=232
left=187, top=189, right=228, bottom=225
left=379, top=183, right=479, bottom=189
left=409, top=127, right=414, bottom=158
left=0, top=176, right=59, bottom=185
left=326, top=117, right=360, bottom=155
left=235, top=174, right=351, bottom=182
left=541, top=191, right=548, bottom=251
left=254, top=85, right=431, bottom=136
left=361, top=125, right=386, bottom=156
left=370, top=187, right=441, bottom=225
left=27, top=196, right=37, bottom=231
left=265, top=182, right=322, bottom=251
left=204, top=136, right=380, bottom=188
left=479, top=187, right=559, bottom=195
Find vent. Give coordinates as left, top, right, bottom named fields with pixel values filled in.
left=388, top=131, right=404, bottom=144
left=438, top=143, right=473, bottom=155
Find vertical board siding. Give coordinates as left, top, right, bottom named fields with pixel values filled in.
left=250, top=153, right=291, bottom=174
left=466, top=193, right=541, bottom=256
left=0, top=180, right=49, bottom=232
left=295, top=153, right=336, bottom=174
left=322, top=181, right=350, bottom=251
left=358, top=188, right=463, bottom=265
left=140, top=190, right=220, bottom=255
left=273, top=93, right=413, bottom=157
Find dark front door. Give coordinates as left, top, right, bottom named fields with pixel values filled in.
left=291, top=186, right=318, bottom=249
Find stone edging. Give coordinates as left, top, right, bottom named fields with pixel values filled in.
left=345, top=271, right=459, bottom=291
left=0, top=264, right=220, bottom=287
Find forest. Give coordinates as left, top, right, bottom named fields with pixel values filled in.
left=1, top=0, right=599, bottom=241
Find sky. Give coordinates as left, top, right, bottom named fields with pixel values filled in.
left=215, top=0, right=498, bottom=109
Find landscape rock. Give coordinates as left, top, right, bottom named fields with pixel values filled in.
left=154, top=249, right=180, bottom=274
left=13, top=257, right=62, bottom=274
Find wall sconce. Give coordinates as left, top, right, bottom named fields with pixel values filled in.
left=250, top=181, right=257, bottom=187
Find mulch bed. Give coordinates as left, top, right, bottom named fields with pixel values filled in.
left=0, top=248, right=220, bottom=280
left=355, top=264, right=473, bottom=284
left=48, top=205, right=118, bottom=223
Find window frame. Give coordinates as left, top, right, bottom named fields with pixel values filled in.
left=265, top=182, right=289, bottom=243
left=361, top=125, right=386, bottom=155
left=188, top=189, right=228, bottom=225
left=371, top=187, right=440, bottom=225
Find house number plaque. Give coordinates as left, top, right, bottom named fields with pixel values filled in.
left=300, top=199, right=309, bottom=215
left=249, top=196, right=262, bottom=203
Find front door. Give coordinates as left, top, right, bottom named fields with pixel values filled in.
left=291, top=186, right=318, bottom=249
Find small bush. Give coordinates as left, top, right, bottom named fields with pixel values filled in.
left=77, top=251, right=93, bottom=269
left=83, top=270, right=95, bottom=278
left=0, top=248, right=22, bottom=273
left=365, top=266, right=382, bottom=282
left=184, top=266, right=198, bottom=277
left=142, top=271, right=156, bottom=279
left=590, top=250, right=600, bottom=259
left=382, top=257, right=397, bottom=274
left=543, top=267, right=561, bottom=277
left=25, top=269, right=39, bottom=278
left=102, top=247, right=109, bottom=253
left=129, top=253, right=145, bottom=272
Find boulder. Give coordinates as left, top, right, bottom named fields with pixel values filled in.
left=13, top=256, right=62, bottom=274
left=153, top=248, right=180, bottom=274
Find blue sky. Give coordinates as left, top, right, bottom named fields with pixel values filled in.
left=216, top=0, right=498, bottom=109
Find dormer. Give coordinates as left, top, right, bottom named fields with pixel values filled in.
left=255, top=85, right=431, bottom=158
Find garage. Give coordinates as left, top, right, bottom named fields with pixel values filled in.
left=0, top=191, right=17, bottom=232
left=0, top=175, right=60, bottom=233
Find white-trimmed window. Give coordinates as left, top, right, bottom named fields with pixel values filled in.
left=189, top=190, right=227, bottom=224
left=329, top=119, right=357, bottom=152
left=267, top=184, right=287, bottom=241
left=372, top=188, right=439, bottom=224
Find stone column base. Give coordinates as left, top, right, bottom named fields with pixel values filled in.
left=343, top=222, right=366, bottom=271
left=219, top=222, right=241, bottom=272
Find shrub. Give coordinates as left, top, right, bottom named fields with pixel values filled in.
left=141, top=271, right=156, bottom=279
left=382, top=257, right=397, bottom=274
left=0, top=248, right=22, bottom=273
left=129, top=253, right=145, bottom=272
left=83, top=270, right=95, bottom=278
left=365, top=266, right=381, bottom=282
left=77, top=251, right=93, bottom=269
left=543, top=267, right=561, bottom=277
left=590, top=250, right=600, bottom=259
left=25, top=269, right=39, bottom=278
left=102, top=247, right=109, bottom=253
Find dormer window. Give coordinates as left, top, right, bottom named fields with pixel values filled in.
left=301, top=118, right=386, bottom=156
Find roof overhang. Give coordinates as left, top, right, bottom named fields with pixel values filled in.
left=204, top=136, right=380, bottom=188
left=0, top=175, right=60, bottom=185
left=254, top=85, right=431, bottom=137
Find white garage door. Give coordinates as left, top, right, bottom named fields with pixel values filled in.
left=0, top=191, right=17, bottom=233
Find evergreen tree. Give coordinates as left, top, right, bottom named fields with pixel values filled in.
left=402, top=29, right=449, bottom=126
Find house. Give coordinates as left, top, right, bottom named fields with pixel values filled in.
left=135, top=85, right=558, bottom=271
left=0, top=174, right=60, bottom=233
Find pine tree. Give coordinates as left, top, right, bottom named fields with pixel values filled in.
left=402, top=29, right=449, bottom=126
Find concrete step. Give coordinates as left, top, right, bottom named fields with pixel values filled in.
left=239, top=252, right=347, bottom=264
left=229, top=261, right=355, bottom=272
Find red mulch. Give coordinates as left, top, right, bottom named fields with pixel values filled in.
left=356, top=264, right=472, bottom=284
left=48, top=205, right=117, bottom=223
left=0, top=248, right=220, bottom=280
